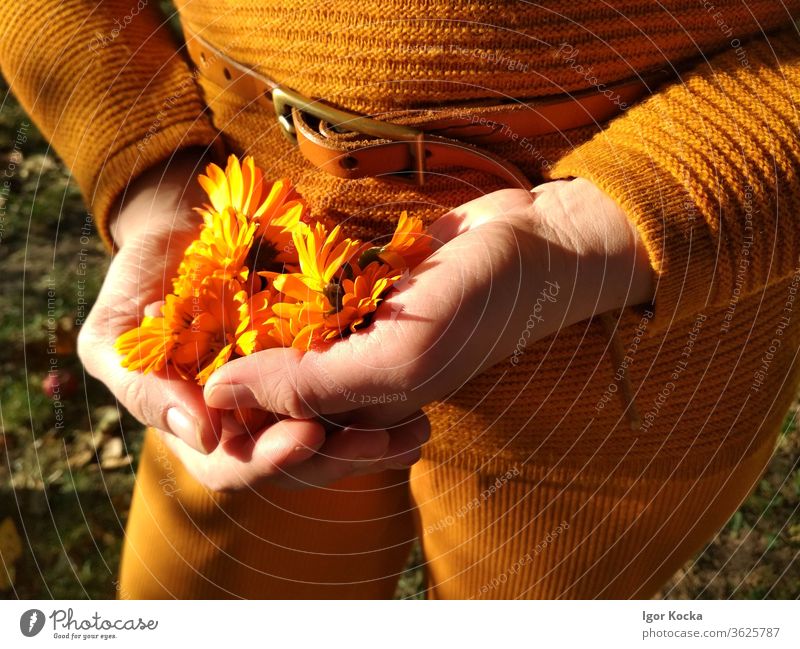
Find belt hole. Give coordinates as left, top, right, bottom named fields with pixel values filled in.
left=424, top=148, right=432, bottom=158
left=340, top=156, right=359, bottom=170
left=223, top=67, right=232, bottom=81
left=200, top=52, right=207, bottom=64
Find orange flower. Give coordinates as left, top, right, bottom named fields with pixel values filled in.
left=196, top=155, right=305, bottom=271
left=269, top=222, right=408, bottom=348
left=115, top=315, right=173, bottom=375
left=272, top=261, right=402, bottom=349
left=177, top=206, right=257, bottom=289
left=320, top=261, right=403, bottom=340
left=272, top=222, right=361, bottom=296
left=115, top=290, right=200, bottom=377
left=235, top=282, right=295, bottom=354
left=271, top=297, right=328, bottom=351
left=115, top=278, right=249, bottom=384
left=184, top=277, right=249, bottom=385
left=251, top=184, right=306, bottom=268
left=117, top=154, right=432, bottom=384
left=197, top=155, right=267, bottom=218
left=359, top=211, right=432, bottom=270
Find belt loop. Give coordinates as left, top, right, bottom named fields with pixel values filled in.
left=412, top=134, right=427, bottom=186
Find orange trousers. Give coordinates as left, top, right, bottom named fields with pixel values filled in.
left=118, top=425, right=778, bottom=599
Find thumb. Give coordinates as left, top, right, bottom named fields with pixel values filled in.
left=79, top=233, right=222, bottom=453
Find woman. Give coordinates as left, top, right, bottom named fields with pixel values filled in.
left=2, top=0, right=798, bottom=598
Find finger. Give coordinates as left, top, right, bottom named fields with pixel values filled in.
left=83, top=343, right=222, bottom=453
left=351, top=411, right=431, bottom=474
left=217, top=408, right=270, bottom=441
left=425, top=187, right=535, bottom=244
left=160, top=418, right=327, bottom=492
left=80, top=232, right=223, bottom=453
left=271, top=427, right=391, bottom=491
left=143, top=300, right=166, bottom=317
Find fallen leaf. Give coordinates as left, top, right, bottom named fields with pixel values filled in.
left=99, top=437, right=132, bottom=470
left=67, top=449, right=94, bottom=469
left=94, top=406, right=121, bottom=437
left=99, top=456, right=133, bottom=470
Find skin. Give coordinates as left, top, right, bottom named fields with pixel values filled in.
left=203, top=178, right=655, bottom=437
left=78, top=149, right=430, bottom=491
left=78, top=148, right=654, bottom=491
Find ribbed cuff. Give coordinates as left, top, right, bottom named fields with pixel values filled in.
left=90, top=117, right=222, bottom=252
left=546, top=133, right=717, bottom=333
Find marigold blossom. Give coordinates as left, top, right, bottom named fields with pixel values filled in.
left=116, top=155, right=432, bottom=385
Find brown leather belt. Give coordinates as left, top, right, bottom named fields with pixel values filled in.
left=185, top=30, right=673, bottom=190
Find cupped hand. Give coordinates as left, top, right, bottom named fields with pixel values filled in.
left=203, top=179, right=655, bottom=429
left=78, top=150, right=225, bottom=453
left=78, top=149, right=429, bottom=491
left=157, top=411, right=429, bottom=492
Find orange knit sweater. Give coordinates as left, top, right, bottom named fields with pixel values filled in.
left=2, top=1, right=800, bottom=479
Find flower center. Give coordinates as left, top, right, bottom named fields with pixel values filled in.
left=244, top=239, right=279, bottom=274
left=323, top=261, right=356, bottom=315
left=324, top=279, right=345, bottom=315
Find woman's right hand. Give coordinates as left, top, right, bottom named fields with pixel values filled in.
left=77, top=149, right=428, bottom=491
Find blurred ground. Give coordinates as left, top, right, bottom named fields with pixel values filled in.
left=0, top=80, right=798, bottom=600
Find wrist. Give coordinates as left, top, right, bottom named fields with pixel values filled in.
left=530, top=178, right=655, bottom=323
left=109, top=147, right=212, bottom=248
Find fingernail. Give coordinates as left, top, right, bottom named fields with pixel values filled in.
left=167, top=407, right=208, bottom=453
left=205, top=383, right=257, bottom=409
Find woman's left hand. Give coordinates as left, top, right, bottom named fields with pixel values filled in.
left=202, top=179, right=655, bottom=431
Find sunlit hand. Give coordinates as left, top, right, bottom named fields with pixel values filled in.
left=78, top=149, right=428, bottom=492
left=203, top=179, right=655, bottom=430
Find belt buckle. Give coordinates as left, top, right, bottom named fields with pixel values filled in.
left=271, top=86, right=430, bottom=185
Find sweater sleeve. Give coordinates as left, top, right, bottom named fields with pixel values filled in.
left=546, top=27, right=800, bottom=333
left=0, top=1, right=219, bottom=249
